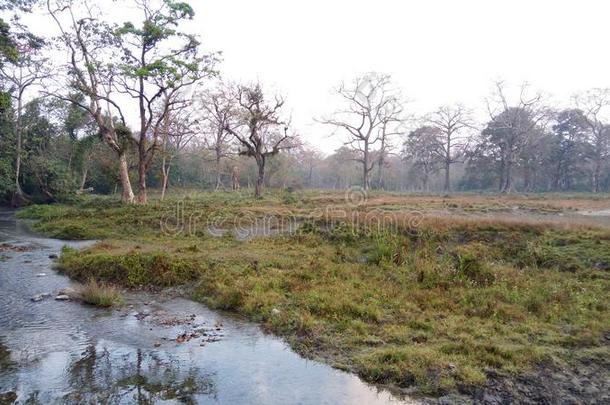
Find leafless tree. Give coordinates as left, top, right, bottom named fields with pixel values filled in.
left=157, top=94, right=198, bottom=201
left=485, top=81, right=549, bottom=193
left=0, top=37, right=49, bottom=206
left=47, top=0, right=136, bottom=203
left=222, top=82, right=297, bottom=198
left=321, top=72, right=404, bottom=190
left=196, top=82, right=236, bottom=190
left=574, top=88, right=610, bottom=193
left=426, top=104, right=474, bottom=192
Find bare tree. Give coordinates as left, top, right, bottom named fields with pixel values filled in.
left=47, top=0, right=136, bottom=203
left=223, top=82, right=297, bottom=198
left=574, top=88, right=610, bottom=193
left=321, top=72, right=404, bottom=190
left=426, top=104, right=474, bottom=192
left=196, top=82, right=235, bottom=190
left=0, top=35, right=49, bottom=206
left=484, top=81, right=549, bottom=193
left=158, top=94, right=198, bottom=201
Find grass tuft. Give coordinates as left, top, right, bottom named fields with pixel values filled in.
left=77, top=279, right=123, bottom=307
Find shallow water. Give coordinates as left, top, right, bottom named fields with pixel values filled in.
left=0, top=210, right=414, bottom=404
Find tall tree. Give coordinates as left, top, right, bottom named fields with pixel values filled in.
left=550, top=109, right=590, bottom=191
left=157, top=94, right=198, bottom=200
left=426, top=104, right=473, bottom=192
left=47, top=0, right=136, bottom=203
left=321, top=72, right=404, bottom=190
left=403, top=126, right=441, bottom=192
left=484, top=81, right=548, bottom=193
left=114, top=0, right=217, bottom=204
left=574, top=88, right=610, bottom=193
left=0, top=29, right=48, bottom=206
left=196, top=82, right=235, bottom=190
left=223, top=82, right=297, bottom=198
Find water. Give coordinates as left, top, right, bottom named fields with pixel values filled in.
left=0, top=210, right=414, bottom=404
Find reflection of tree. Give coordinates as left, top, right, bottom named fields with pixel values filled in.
left=0, top=339, right=12, bottom=370
left=64, top=344, right=217, bottom=403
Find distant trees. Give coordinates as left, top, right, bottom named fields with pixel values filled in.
left=403, top=126, right=441, bottom=192
left=426, top=105, right=473, bottom=192
left=2, top=0, right=610, bottom=200
left=482, top=82, right=549, bottom=193
left=222, top=83, right=298, bottom=198
left=321, top=72, right=404, bottom=190
left=197, top=82, right=236, bottom=190
left=550, top=109, right=590, bottom=191
left=158, top=94, right=198, bottom=200
left=574, top=89, right=610, bottom=193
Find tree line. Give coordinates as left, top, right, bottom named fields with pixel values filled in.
left=1, top=1, right=609, bottom=207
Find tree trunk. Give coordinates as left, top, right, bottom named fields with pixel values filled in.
left=443, top=160, right=450, bottom=192
left=215, top=154, right=222, bottom=191
left=11, top=95, right=28, bottom=207
left=160, top=155, right=171, bottom=202
left=593, top=154, right=601, bottom=193
left=255, top=158, right=265, bottom=198
left=137, top=160, right=147, bottom=204
left=362, top=146, right=370, bottom=190
left=119, top=153, right=135, bottom=204
left=79, top=167, right=88, bottom=191
left=502, top=160, right=513, bottom=193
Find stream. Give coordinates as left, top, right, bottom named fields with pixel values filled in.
left=0, top=209, right=413, bottom=404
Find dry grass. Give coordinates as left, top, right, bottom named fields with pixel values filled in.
left=77, top=279, right=123, bottom=307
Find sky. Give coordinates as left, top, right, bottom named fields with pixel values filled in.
left=190, top=0, right=610, bottom=153
left=18, top=0, right=610, bottom=155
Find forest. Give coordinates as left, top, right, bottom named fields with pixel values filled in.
left=1, top=1, right=609, bottom=207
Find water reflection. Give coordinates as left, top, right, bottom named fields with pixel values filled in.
left=64, top=345, right=217, bottom=404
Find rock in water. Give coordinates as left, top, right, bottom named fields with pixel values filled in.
left=49, top=254, right=58, bottom=259
left=36, top=273, right=47, bottom=277
left=58, top=287, right=78, bottom=298
left=31, top=293, right=51, bottom=302
left=55, top=295, right=70, bottom=301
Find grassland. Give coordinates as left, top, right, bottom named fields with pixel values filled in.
left=17, top=190, right=610, bottom=397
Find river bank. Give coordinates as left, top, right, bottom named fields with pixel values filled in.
left=0, top=208, right=415, bottom=404
left=8, top=191, right=610, bottom=403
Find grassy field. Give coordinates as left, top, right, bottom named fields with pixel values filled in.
left=18, top=189, right=610, bottom=396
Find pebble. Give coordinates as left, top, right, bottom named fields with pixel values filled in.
left=36, top=273, right=47, bottom=277
left=55, top=295, right=71, bottom=301
left=48, top=254, right=58, bottom=259
left=31, top=293, right=51, bottom=302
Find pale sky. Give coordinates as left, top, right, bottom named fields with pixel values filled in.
left=18, top=0, right=610, bottom=154
left=191, top=0, right=610, bottom=153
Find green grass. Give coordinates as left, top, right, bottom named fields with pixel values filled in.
left=18, top=191, right=610, bottom=396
